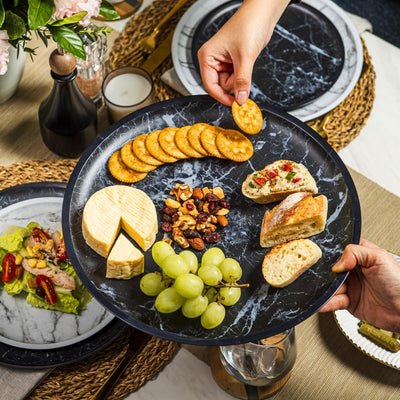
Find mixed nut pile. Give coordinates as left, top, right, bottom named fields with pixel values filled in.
left=161, top=183, right=231, bottom=251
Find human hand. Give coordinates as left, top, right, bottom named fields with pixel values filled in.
left=197, top=0, right=290, bottom=106
left=319, top=239, right=400, bottom=333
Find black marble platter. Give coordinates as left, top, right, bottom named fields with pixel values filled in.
left=63, top=95, right=361, bottom=346
left=191, top=1, right=345, bottom=111
left=0, top=182, right=127, bottom=368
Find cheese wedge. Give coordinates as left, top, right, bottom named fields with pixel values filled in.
left=82, top=185, right=157, bottom=257
left=106, top=233, right=144, bottom=279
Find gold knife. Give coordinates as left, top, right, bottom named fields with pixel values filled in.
left=140, top=30, right=174, bottom=74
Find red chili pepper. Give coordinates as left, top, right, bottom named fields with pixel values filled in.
left=282, top=162, right=293, bottom=171
left=266, top=169, right=278, bottom=180
left=254, top=177, right=266, bottom=186
left=36, top=275, right=58, bottom=304
left=292, top=177, right=302, bottom=183
left=32, top=227, right=51, bottom=244
left=1, top=253, right=16, bottom=283
left=56, top=238, right=69, bottom=260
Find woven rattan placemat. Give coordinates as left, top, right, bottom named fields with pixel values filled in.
left=109, top=0, right=375, bottom=152
left=0, top=159, right=179, bottom=400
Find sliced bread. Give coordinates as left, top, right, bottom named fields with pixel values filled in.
left=260, top=192, right=328, bottom=248
left=242, top=160, right=318, bottom=204
left=262, top=239, right=322, bottom=287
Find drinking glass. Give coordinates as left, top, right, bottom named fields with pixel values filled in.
left=219, top=328, right=296, bottom=390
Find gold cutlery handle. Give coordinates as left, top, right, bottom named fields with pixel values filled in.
left=152, top=0, right=191, bottom=36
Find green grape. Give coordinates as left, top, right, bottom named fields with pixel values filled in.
left=161, top=254, right=191, bottom=279
left=200, top=302, right=226, bottom=329
left=155, top=287, right=185, bottom=313
left=201, top=247, right=225, bottom=268
left=204, top=287, right=218, bottom=303
left=220, top=287, right=241, bottom=306
left=140, top=273, right=167, bottom=296
left=152, top=241, right=175, bottom=267
left=218, top=258, right=242, bottom=282
left=182, top=295, right=208, bottom=318
left=179, top=250, right=199, bottom=274
left=174, top=273, right=204, bottom=299
left=198, top=265, right=223, bottom=286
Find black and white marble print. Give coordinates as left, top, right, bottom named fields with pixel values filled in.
left=191, top=1, right=344, bottom=111
left=63, top=96, right=361, bottom=346
left=172, top=0, right=363, bottom=121
left=0, top=183, right=114, bottom=352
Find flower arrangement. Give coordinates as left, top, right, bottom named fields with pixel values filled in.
left=0, top=0, right=119, bottom=74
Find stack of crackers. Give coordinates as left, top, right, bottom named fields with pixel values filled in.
left=108, top=99, right=263, bottom=183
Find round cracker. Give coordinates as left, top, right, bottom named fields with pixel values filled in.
left=216, top=129, right=254, bottom=162
left=158, top=127, right=189, bottom=159
left=132, top=133, right=164, bottom=166
left=187, top=123, right=210, bottom=156
left=108, top=151, right=147, bottom=183
left=175, top=125, right=204, bottom=158
left=145, top=129, right=179, bottom=163
left=200, top=125, right=226, bottom=159
left=120, top=141, right=157, bottom=172
left=232, top=99, right=263, bottom=134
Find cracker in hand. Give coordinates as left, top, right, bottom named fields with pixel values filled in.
left=232, top=99, right=263, bottom=134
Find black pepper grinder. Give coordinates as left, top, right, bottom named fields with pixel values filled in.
left=39, top=47, right=98, bottom=158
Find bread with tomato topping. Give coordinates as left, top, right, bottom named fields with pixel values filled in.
left=241, top=160, right=318, bottom=204
left=260, top=192, right=327, bottom=248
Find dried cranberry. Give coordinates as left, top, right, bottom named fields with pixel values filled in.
left=197, top=213, right=209, bottom=223
left=185, top=202, right=195, bottom=211
left=203, top=231, right=221, bottom=243
left=205, top=193, right=220, bottom=203
left=161, top=222, right=173, bottom=232
left=208, top=202, right=222, bottom=215
left=162, top=206, right=177, bottom=216
left=219, top=199, right=230, bottom=209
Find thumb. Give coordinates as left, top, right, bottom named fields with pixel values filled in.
left=233, top=58, right=254, bottom=105
left=332, top=243, right=380, bottom=273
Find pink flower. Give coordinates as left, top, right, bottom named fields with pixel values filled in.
left=53, top=0, right=101, bottom=27
left=0, top=30, right=10, bottom=75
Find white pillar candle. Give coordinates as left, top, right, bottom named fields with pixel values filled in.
left=102, top=67, right=154, bottom=122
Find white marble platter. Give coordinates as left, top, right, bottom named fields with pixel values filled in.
left=171, top=0, right=363, bottom=122
left=0, top=183, right=114, bottom=350
left=334, top=255, right=400, bottom=370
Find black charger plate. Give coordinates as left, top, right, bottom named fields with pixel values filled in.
left=62, top=95, right=360, bottom=346
left=191, top=1, right=345, bottom=111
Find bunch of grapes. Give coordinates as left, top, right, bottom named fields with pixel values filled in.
left=140, top=241, right=248, bottom=329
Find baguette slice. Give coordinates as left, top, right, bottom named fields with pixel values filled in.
left=260, top=192, right=328, bottom=248
left=242, top=160, right=317, bottom=204
left=262, top=239, right=322, bottom=287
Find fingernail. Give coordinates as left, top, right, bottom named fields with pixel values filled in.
left=332, top=262, right=345, bottom=273
left=236, top=91, right=248, bottom=105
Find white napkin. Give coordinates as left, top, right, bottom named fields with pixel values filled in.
left=0, top=366, right=52, bottom=400
left=161, top=11, right=373, bottom=96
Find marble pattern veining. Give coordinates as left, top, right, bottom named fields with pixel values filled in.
left=171, top=0, right=363, bottom=122
left=0, top=183, right=114, bottom=352
left=63, top=96, right=361, bottom=346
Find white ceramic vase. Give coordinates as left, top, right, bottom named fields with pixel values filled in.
left=0, top=43, right=26, bottom=104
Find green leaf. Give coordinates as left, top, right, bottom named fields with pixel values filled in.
left=49, top=11, right=87, bottom=26
left=2, top=11, right=26, bottom=40
left=0, top=0, right=5, bottom=28
left=47, top=25, right=86, bottom=60
left=99, top=0, right=120, bottom=20
left=28, top=0, right=55, bottom=30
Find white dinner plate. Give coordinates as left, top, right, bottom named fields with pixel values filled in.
left=0, top=184, right=114, bottom=350
left=334, top=254, right=400, bottom=370
left=172, top=0, right=363, bottom=122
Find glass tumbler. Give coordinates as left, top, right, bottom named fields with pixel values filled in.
left=219, top=328, right=297, bottom=389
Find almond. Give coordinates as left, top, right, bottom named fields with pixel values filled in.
left=192, top=187, right=203, bottom=200
left=217, top=215, right=228, bottom=227
left=187, top=238, right=205, bottom=251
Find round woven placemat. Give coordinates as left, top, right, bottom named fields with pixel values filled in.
left=0, top=159, right=179, bottom=400
left=109, top=0, right=375, bottom=152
